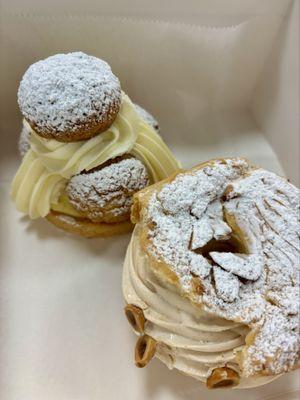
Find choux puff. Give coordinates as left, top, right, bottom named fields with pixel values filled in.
left=123, top=158, right=300, bottom=389
left=11, top=52, right=180, bottom=237
left=18, top=104, right=161, bottom=158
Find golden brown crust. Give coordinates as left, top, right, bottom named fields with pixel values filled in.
left=131, top=157, right=300, bottom=378
left=131, top=158, right=249, bottom=224
left=29, top=107, right=119, bottom=142
left=66, top=155, right=149, bottom=223
left=131, top=169, right=184, bottom=224
left=132, top=158, right=250, bottom=292
left=18, top=52, right=122, bottom=143
left=46, top=210, right=133, bottom=238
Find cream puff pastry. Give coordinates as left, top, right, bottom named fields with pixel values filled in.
left=11, top=52, right=180, bottom=237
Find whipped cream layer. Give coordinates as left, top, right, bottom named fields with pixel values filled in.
left=11, top=93, right=180, bottom=219
left=130, top=122, right=179, bottom=183
left=123, top=226, right=276, bottom=389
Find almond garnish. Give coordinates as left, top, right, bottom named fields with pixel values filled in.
left=206, top=367, right=240, bottom=389
left=222, top=184, right=234, bottom=201
left=124, top=304, right=146, bottom=333
left=135, top=334, right=157, bottom=368
left=191, top=276, right=205, bottom=295
left=130, top=159, right=300, bottom=377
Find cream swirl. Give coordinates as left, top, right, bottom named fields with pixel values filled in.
left=131, top=122, right=179, bottom=183
left=11, top=93, right=180, bottom=219
left=123, top=226, right=276, bottom=389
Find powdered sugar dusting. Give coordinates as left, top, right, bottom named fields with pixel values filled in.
left=213, top=266, right=240, bottom=303
left=210, top=253, right=263, bottom=281
left=191, top=201, right=232, bottom=249
left=18, top=121, right=31, bottom=157
left=66, top=157, right=149, bottom=222
left=142, top=159, right=300, bottom=376
left=134, top=103, right=160, bottom=133
left=223, top=168, right=300, bottom=375
left=18, top=52, right=121, bottom=136
left=190, top=252, right=212, bottom=279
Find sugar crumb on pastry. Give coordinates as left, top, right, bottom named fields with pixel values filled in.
left=125, top=158, right=300, bottom=386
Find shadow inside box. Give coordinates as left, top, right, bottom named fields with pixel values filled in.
left=144, top=360, right=300, bottom=400
left=143, top=359, right=292, bottom=400
left=165, top=109, right=259, bottom=149
left=21, top=215, right=65, bottom=239
left=144, top=358, right=211, bottom=400
left=20, top=215, right=132, bottom=258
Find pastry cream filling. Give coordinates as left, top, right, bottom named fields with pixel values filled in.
left=123, top=226, right=276, bottom=389
left=11, top=93, right=180, bottom=219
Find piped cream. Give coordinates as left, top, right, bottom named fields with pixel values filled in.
left=11, top=93, right=180, bottom=219
left=122, top=226, right=276, bottom=389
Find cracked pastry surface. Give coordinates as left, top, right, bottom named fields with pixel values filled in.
left=11, top=51, right=180, bottom=237
left=134, top=104, right=160, bottom=133
left=18, top=120, right=31, bottom=157
left=124, top=158, right=299, bottom=386
left=66, top=155, right=149, bottom=223
left=18, top=52, right=121, bottom=142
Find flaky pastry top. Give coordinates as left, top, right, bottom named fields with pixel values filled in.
left=132, top=158, right=300, bottom=377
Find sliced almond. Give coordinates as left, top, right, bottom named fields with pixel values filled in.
left=222, top=184, right=234, bottom=201
left=206, top=367, right=240, bottom=389
left=124, top=304, right=146, bottom=333
left=135, top=334, right=157, bottom=368
left=191, top=276, right=205, bottom=296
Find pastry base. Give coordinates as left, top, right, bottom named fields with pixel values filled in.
left=46, top=210, right=133, bottom=238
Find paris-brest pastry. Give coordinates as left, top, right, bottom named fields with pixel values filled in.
left=123, top=158, right=300, bottom=389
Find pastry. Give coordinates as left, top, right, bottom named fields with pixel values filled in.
left=134, top=104, right=160, bottom=133
left=18, top=104, right=159, bottom=157
left=65, top=155, right=149, bottom=224
left=18, top=120, right=31, bottom=157
left=11, top=52, right=180, bottom=237
left=18, top=52, right=121, bottom=142
left=123, top=158, right=299, bottom=389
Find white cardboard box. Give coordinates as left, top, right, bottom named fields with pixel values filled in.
left=0, top=1, right=299, bottom=399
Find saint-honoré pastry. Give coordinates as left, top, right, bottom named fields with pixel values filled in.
left=11, top=52, right=180, bottom=237
left=134, top=104, right=160, bottom=133
left=123, top=158, right=300, bottom=389
left=18, top=120, right=31, bottom=157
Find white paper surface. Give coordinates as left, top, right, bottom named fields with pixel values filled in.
left=253, top=0, right=300, bottom=185
left=0, top=0, right=299, bottom=399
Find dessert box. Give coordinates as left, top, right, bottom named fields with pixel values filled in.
left=0, top=0, right=299, bottom=399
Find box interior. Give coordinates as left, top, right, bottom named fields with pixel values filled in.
left=0, top=1, right=299, bottom=399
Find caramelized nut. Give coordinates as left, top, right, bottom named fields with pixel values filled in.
left=191, top=276, right=205, bottom=295
left=206, top=367, right=240, bottom=389
left=131, top=198, right=141, bottom=223
left=135, top=334, right=157, bottom=368
left=125, top=304, right=146, bottom=333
